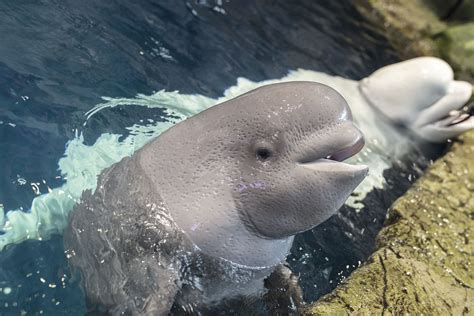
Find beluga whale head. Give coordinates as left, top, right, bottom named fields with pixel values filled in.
left=360, top=57, right=473, bottom=143
left=138, top=81, right=368, bottom=267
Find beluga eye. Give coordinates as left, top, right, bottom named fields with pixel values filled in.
left=256, top=147, right=273, bottom=161
left=252, top=138, right=279, bottom=163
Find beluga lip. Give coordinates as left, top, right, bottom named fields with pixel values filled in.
left=298, top=132, right=368, bottom=176
left=300, top=158, right=368, bottom=175
left=409, top=82, right=474, bottom=142
left=436, top=103, right=474, bottom=128
left=325, top=135, right=365, bottom=162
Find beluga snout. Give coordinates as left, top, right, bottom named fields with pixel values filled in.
left=221, top=82, right=369, bottom=241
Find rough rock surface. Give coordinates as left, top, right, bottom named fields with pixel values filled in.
left=437, top=22, right=474, bottom=80
left=353, top=0, right=474, bottom=81
left=303, top=131, right=474, bottom=315
left=353, top=0, right=445, bottom=59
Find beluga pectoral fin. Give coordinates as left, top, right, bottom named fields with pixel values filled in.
left=360, top=56, right=474, bottom=142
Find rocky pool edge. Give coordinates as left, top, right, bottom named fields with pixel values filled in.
left=303, top=1, right=474, bottom=314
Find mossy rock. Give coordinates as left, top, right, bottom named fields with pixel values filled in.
left=422, top=0, right=460, bottom=19
left=437, top=22, right=474, bottom=80
left=447, top=0, right=474, bottom=22
left=422, top=0, right=474, bottom=21
left=303, top=131, right=474, bottom=315
left=354, top=0, right=446, bottom=59
left=354, top=0, right=474, bottom=80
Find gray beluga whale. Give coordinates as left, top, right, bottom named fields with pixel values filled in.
left=64, top=81, right=368, bottom=314
left=140, top=81, right=367, bottom=266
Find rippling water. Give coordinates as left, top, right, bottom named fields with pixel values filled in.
left=0, top=0, right=432, bottom=314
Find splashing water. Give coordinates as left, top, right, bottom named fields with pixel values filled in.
left=0, top=69, right=415, bottom=250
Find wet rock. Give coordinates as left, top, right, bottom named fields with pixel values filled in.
left=423, top=0, right=462, bottom=19
left=353, top=0, right=445, bottom=59
left=303, top=131, right=474, bottom=315
left=441, top=0, right=474, bottom=22
left=436, top=22, right=474, bottom=80
left=421, top=0, right=474, bottom=21
left=353, top=0, right=474, bottom=81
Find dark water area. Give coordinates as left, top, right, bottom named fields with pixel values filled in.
left=0, top=0, right=416, bottom=314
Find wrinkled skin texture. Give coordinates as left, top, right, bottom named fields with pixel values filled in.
left=140, top=82, right=367, bottom=267
left=65, top=82, right=367, bottom=314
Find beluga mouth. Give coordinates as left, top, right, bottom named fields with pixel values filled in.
left=434, top=103, right=474, bottom=128
left=410, top=81, right=474, bottom=142
left=299, top=133, right=368, bottom=177
left=325, top=135, right=366, bottom=162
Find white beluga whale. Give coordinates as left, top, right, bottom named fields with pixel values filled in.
left=360, top=57, right=473, bottom=143
left=0, top=57, right=472, bottom=312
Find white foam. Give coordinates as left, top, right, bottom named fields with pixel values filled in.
left=0, top=69, right=414, bottom=250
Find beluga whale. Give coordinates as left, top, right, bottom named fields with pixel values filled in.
left=64, top=82, right=368, bottom=314
left=360, top=57, right=473, bottom=143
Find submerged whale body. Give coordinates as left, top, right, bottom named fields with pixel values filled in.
left=64, top=82, right=368, bottom=314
